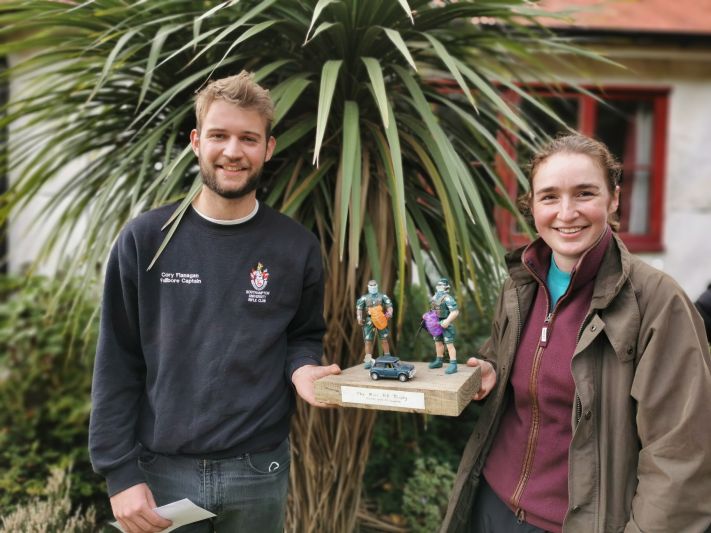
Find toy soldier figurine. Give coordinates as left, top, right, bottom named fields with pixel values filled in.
left=422, top=277, right=459, bottom=374
left=356, top=280, right=394, bottom=369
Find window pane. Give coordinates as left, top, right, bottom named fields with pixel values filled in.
left=595, top=99, right=654, bottom=235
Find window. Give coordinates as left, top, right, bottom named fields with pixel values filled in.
left=496, top=87, right=668, bottom=252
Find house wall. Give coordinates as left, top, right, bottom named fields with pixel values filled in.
left=6, top=51, right=89, bottom=276
left=548, top=43, right=711, bottom=300
left=6, top=43, right=711, bottom=301
left=658, top=81, right=711, bottom=300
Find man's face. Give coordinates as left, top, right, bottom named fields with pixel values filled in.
left=190, top=100, right=276, bottom=200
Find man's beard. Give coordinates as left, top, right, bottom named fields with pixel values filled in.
left=199, top=159, right=263, bottom=199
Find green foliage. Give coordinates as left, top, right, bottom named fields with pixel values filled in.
left=0, top=0, right=587, bottom=314
left=0, top=1, right=605, bottom=529
left=0, top=466, right=97, bottom=533
left=395, top=279, right=496, bottom=361
left=402, top=457, right=456, bottom=533
left=364, top=406, right=480, bottom=521
left=393, top=282, right=432, bottom=361
left=0, top=275, right=104, bottom=519
left=364, top=284, right=492, bottom=521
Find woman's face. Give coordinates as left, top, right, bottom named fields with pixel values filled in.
left=531, top=152, right=619, bottom=272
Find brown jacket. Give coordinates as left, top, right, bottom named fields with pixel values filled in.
left=442, top=234, right=711, bottom=533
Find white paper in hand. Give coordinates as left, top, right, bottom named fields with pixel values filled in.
left=110, top=498, right=215, bottom=532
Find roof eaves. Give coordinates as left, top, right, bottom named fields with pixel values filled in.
left=550, top=26, right=711, bottom=46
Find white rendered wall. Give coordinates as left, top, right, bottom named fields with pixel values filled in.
left=638, top=81, right=711, bottom=300
left=7, top=51, right=89, bottom=276
left=548, top=45, right=711, bottom=301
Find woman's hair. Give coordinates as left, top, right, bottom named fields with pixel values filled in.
left=518, top=133, right=622, bottom=231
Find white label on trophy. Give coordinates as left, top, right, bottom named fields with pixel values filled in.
left=341, top=386, right=425, bottom=410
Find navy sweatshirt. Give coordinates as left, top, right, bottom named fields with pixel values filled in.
left=89, top=203, right=325, bottom=496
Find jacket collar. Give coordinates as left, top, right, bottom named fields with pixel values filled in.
left=505, top=227, right=629, bottom=304
left=590, top=232, right=631, bottom=311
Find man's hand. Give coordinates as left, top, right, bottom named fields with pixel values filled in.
left=467, top=357, right=496, bottom=401
left=110, top=483, right=172, bottom=533
left=292, top=364, right=341, bottom=407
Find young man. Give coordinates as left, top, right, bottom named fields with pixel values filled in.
left=89, top=71, right=340, bottom=533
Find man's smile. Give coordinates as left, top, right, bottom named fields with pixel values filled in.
left=218, top=163, right=249, bottom=173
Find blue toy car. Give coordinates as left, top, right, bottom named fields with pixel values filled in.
left=369, top=355, right=416, bottom=382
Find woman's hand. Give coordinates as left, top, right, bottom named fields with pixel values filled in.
left=467, top=357, right=496, bottom=400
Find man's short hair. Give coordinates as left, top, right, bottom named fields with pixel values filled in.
left=194, top=70, right=274, bottom=137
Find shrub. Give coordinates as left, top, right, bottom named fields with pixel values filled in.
left=0, top=275, right=105, bottom=519
left=402, top=457, right=456, bottom=532
left=363, top=280, right=493, bottom=522
left=0, top=466, right=97, bottom=532
left=394, top=279, right=495, bottom=366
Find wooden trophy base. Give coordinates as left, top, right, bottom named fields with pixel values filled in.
left=314, top=361, right=481, bottom=416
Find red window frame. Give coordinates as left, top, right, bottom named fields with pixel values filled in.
left=495, top=86, right=668, bottom=253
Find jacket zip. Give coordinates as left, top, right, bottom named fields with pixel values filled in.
left=515, top=287, right=523, bottom=349
left=569, top=311, right=595, bottom=528
left=573, top=314, right=591, bottom=426
left=510, top=254, right=576, bottom=517
left=510, top=301, right=553, bottom=514
left=515, top=507, right=526, bottom=524
left=508, top=286, right=526, bottom=516
left=510, top=256, right=581, bottom=519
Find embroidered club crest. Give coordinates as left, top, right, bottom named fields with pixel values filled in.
left=250, top=262, right=270, bottom=291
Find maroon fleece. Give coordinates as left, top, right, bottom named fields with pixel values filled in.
left=483, top=228, right=612, bottom=532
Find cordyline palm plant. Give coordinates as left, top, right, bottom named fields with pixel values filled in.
left=0, top=0, right=591, bottom=530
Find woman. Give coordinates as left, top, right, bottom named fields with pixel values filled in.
left=442, top=134, right=711, bottom=533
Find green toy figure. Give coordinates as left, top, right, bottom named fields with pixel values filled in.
left=356, top=280, right=394, bottom=369
left=423, top=277, right=459, bottom=374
